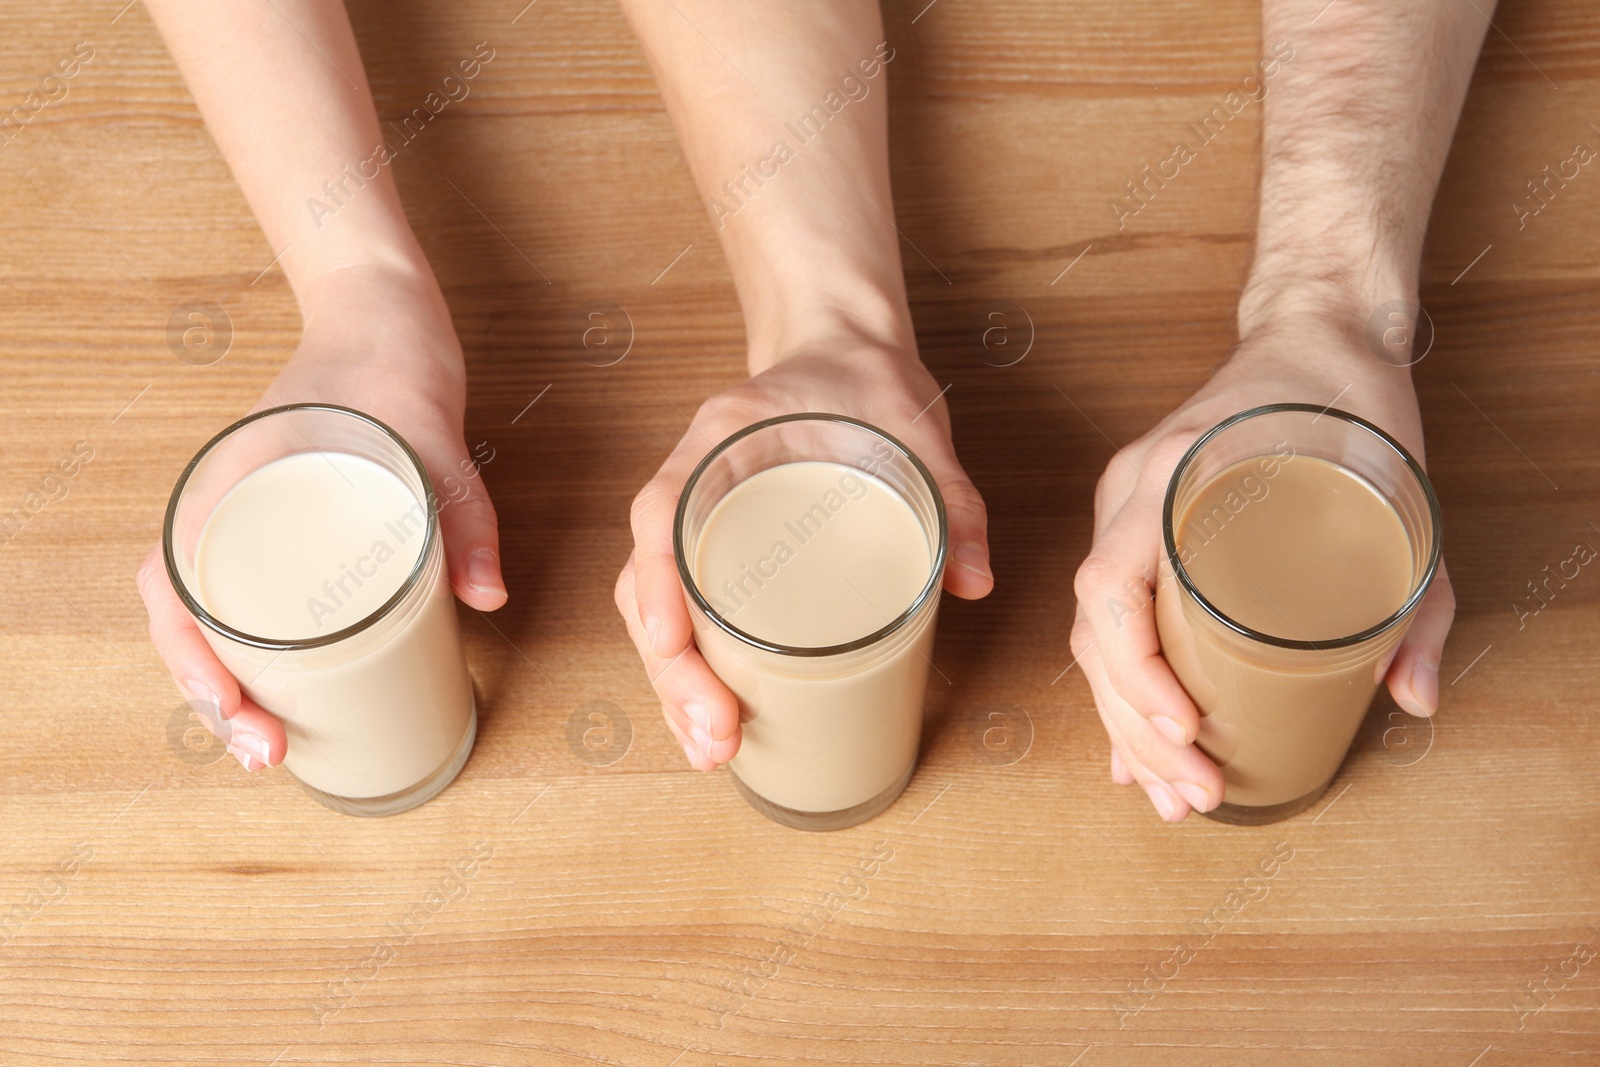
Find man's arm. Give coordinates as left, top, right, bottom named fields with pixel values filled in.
left=1240, top=0, right=1493, bottom=336
left=1072, top=0, right=1485, bottom=821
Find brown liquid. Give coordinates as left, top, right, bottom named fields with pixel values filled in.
left=1157, top=454, right=1414, bottom=811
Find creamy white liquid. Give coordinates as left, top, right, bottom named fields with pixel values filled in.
left=197, top=452, right=424, bottom=640
left=193, top=451, right=474, bottom=800
left=690, top=461, right=938, bottom=815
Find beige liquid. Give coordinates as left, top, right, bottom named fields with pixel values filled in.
left=1156, top=454, right=1413, bottom=810
left=691, top=460, right=935, bottom=815
left=193, top=451, right=474, bottom=800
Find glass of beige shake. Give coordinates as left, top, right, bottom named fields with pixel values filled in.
left=1155, top=403, right=1441, bottom=824
left=163, top=404, right=477, bottom=816
left=674, top=413, right=948, bottom=831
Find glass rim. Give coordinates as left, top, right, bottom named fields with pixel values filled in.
left=673, top=412, right=949, bottom=658
left=1161, top=403, right=1443, bottom=652
left=162, top=403, right=439, bottom=652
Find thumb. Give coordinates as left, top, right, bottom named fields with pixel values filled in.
left=914, top=440, right=991, bottom=599
left=1386, top=560, right=1456, bottom=717
left=432, top=447, right=507, bottom=612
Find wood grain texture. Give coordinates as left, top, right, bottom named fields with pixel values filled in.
left=1, top=0, right=1597, bottom=1063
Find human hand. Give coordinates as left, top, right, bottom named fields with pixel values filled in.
left=136, top=264, right=507, bottom=772
left=1070, top=312, right=1456, bottom=821
left=615, top=326, right=993, bottom=771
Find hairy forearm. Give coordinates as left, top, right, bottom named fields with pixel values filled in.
left=616, top=0, right=911, bottom=370
left=145, top=0, right=435, bottom=299
left=1239, top=0, right=1492, bottom=335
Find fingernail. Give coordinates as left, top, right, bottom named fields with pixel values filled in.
left=1110, top=747, right=1126, bottom=781
left=185, top=680, right=226, bottom=722
left=187, top=693, right=230, bottom=742
left=645, top=615, right=663, bottom=655
left=680, top=739, right=699, bottom=767
left=685, top=702, right=712, bottom=734
left=689, top=723, right=714, bottom=760
left=1150, top=715, right=1189, bottom=746
left=230, top=732, right=271, bottom=765
left=227, top=745, right=259, bottom=771
left=1173, top=781, right=1213, bottom=812
left=1142, top=780, right=1179, bottom=821
left=952, top=542, right=992, bottom=582
left=467, top=549, right=506, bottom=597
left=1410, top=660, right=1439, bottom=716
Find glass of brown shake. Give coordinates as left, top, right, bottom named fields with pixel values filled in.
left=1155, top=403, right=1442, bottom=824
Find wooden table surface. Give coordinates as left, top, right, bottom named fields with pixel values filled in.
left=2, top=1, right=1597, bottom=1063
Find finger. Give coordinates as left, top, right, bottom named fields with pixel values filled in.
left=1105, top=712, right=1192, bottom=823
left=659, top=702, right=718, bottom=772
left=137, top=546, right=242, bottom=718
left=1110, top=746, right=1133, bottom=785
left=432, top=449, right=507, bottom=612
left=1074, top=600, right=1223, bottom=814
left=1386, top=560, right=1456, bottom=718
left=216, top=696, right=287, bottom=770
left=908, top=433, right=993, bottom=600
left=138, top=547, right=287, bottom=768
left=629, top=433, right=712, bottom=660
left=614, top=556, right=740, bottom=767
left=1072, top=493, right=1201, bottom=741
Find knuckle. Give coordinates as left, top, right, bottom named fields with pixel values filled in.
left=940, top=477, right=988, bottom=523
left=1069, top=621, right=1097, bottom=662
left=1146, top=435, right=1196, bottom=476
left=612, top=565, right=635, bottom=616
left=628, top=479, right=674, bottom=531
left=134, top=554, right=166, bottom=601
left=1073, top=555, right=1118, bottom=602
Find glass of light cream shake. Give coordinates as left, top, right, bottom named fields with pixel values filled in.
left=163, top=404, right=477, bottom=816
left=674, top=413, right=948, bottom=831
left=1155, top=404, right=1441, bottom=824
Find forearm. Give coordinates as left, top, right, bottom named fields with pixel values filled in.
left=145, top=0, right=436, bottom=300
left=617, top=0, right=910, bottom=371
left=1239, top=0, right=1492, bottom=335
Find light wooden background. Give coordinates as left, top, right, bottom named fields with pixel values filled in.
left=1, top=0, right=1597, bottom=1063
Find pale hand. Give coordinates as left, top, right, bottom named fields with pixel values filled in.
left=1069, top=318, right=1456, bottom=821
left=136, top=266, right=507, bottom=772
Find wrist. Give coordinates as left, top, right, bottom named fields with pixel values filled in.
left=1239, top=184, right=1421, bottom=345
left=747, top=286, right=916, bottom=375
left=297, top=255, right=446, bottom=327
left=1238, top=254, right=1418, bottom=352
left=293, top=260, right=465, bottom=383
left=712, top=191, right=915, bottom=374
